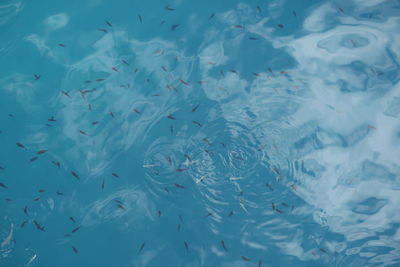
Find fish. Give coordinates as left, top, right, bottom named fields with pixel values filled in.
left=165, top=5, right=175, bottom=11
left=234, top=25, right=244, bottom=29
left=277, top=24, right=284, bottom=28
left=98, top=28, right=108, bottom=33
left=171, top=24, right=180, bottom=31
left=34, top=74, right=41, bottom=80
left=113, top=199, right=123, bottom=205
left=30, top=157, right=38, bottom=162
left=69, top=217, right=75, bottom=223
left=106, top=21, right=113, bottom=27
left=293, top=11, right=297, bottom=18
left=112, top=173, right=119, bottom=178
left=57, top=191, right=64, bottom=196
left=79, top=130, right=87, bottom=136
left=184, top=241, right=189, bottom=252
left=338, top=8, right=344, bottom=13
left=241, top=256, right=251, bottom=261
left=209, top=13, right=215, bottom=19
left=23, top=206, right=29, bottom=216
left=61, top=91, right=71, bottom=98
left=174, top=183, right=185, bottom=189
left=266, top=183, right=273, bottom=191
left=72, top=246, right=78, bottom=254
left=21, top=220, right=28, bottom=228
left=33, top=197, right=40, bottom=201
left=16, top=142, right=27, bottom=150
left=1, top=182, right=8, bottom=189
left=0, top=166, right=4, bottom=170
left=48, top=117, right=56, bottom=122
left=58, top=43, right=66, bottom=47
left=71, top=226, right=80, bottom=233
left=112, top=67, right=119, bottom=72
left=101, top=180, right=105, bottom=190
left=167, top=115, right=176, bottom=120
left=256, top=6, right=262, bottom=13
left=71, top=171, right=80, bottom=180
left=221, top=240, right=228, bottom=252
left=157, top=210, right=161, bottom=217
left=117, top=204, right=126, bottom=211
left=275, top=209, right=283, bottom=214
left=258, top=259, right=263, bottom=267
left=133, top=109, right=141, bottom=114
left=92, top=121, right=100, bottom=125
left=176, top=168, right=187, bottom=172
left=161, top=66, right=168, bottom=72
left=177, top=224, right=181, bottom=231
left=160, top=20, right=165, bottom=26
left=249, top=37, right=258, bottom=40
left=192, top=121, right=202, bottom=127
left=271, top=202, right=276, bottom=210
left=38, top=189, right=45, bottom=193
left=179, top=79, right=189, bottom=86
left=319, top=248, right=328, bottom=254
left=138, top=15, right=142, bottom=23
left=202, top=138, right=211, bottom=145
left=37, top=150, right=47, bottom=155
left=229, top=69, right=239, bottom=75
left=138, top=242, right=146, bottom=254
left=52, top=161, right=61, bottom=169
left=96, top=78, right=106, bottom=82
left=33, top=221, right=45, bottom=232
left=109, top=111, right=115, bottom=118
left=122, top=59, right=129, bottom=65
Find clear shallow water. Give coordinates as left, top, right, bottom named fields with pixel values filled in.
left=1, top=0, right=400, bottom=266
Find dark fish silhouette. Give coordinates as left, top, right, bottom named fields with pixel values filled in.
left=117, top=204, right=126, bottom=211
left=171, top=24, right=180, bottom=31
left=209, top=13, right=215, bottom=19
left=21, top=220, right=28, bottom=228
left=72, top=246, right=78, bottom=254
left=101, top=180, right=105, bottom=190
left=241, top=256, right=251, bottom=261
left=133, top=109, right=141, bottom=114
left=16, top=142, right=27, bottom=150
left=52, top=161, right=61, bottom=169
left=112, top=173, right=119, bottom=178
left=138, top=242, right=146, bottom=254
left=92, top=121, right=100, bottom=125
left=138, top=15, right=142, bottom=23
left=249, top=37, right=258, bottom=40
left=58, top=43, right=66, bottom=47
left=23, top=206, right=29, bottom=215
left=176, top=168, right=187, bottom=172
left=33, top=221, right=45, bottom=231
left=96, top=78, right=106, bottom=82
left=48, top=117, right=56, bottom=122
left=221, top=240, right=228, bottom=252
left=179, top=79, right=189, bottom=86
left=69, top=217, right=76, bottom=223
left=61, top=91, right=71, bottom=98
left=98, top=28, right=108, bottom=33
left=165, top=5, right=175, bottom=11
left=71, top=171, right=80, bottom=180
left=106, top=21, right=113, bottom=27
left=34, top=74, right=41, bottom=80
left=30, top=157, right=38, bottom=162
left=277, top=24, right=284, bottom=28
left=79, top=130, right=87, bottom=136
left=167, top=115, right=176, bottom=120
left=192, top=104, right=200, bottom=112
left=0, top=183, right=7, bottom=189
left=184, top=241, right=189, bottom=252
left=38, top=189, right=45, bottom=193
left=71, top=226, right=80, bottom=233
left=57, top=191, right=64, bottom=196
left=37, top=150, right=47, bottom=155
left=174, top=183, right=185, bottom=189
left=228, top=210, right=234, bottom=217
left=192, top=121, right=202, bottom=127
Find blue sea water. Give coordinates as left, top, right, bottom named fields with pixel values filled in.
left=1, top=0, right=400, bottom=266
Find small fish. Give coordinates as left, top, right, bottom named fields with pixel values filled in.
left=122, top=59, right=129, bottom=65
left=33, top=197, right=40, bottom=201
left=101, top=180, right=105, bottom=189
left=21, top=220, right=28, bottom=228
left=37, top=150, right=47, bottom=155
left=112, top=173, right=119, bottom=178
left=176, top=168, right=187, bottom=172
left=271, top=202, right=276, bottom=210
left=38, top=189, right=45, bottom=193
left=61, top=91, right=71, bottom=98
left=72, top=246, right=78, bottom=254
left=112, top=67, right=119, bottom=72
left=34, top=74, right=41, bottom=80
left=281, top=202, right=289, bottom=207
left=258, top=259, right=263, bottom=267
left=184, top=241, right=189, bottom=252
left=160, top=20, right=165, bottom=26
left=171, top=24, right=180, bottom=31
left=79, top=130, right=87, bottom=136
left=23, top=206, right=29, bottom=215
left=92, top=121, right=100, bottom=125
left=165, top=5, right=175, bottom=11
left=71, top=226, right=80, bottom=233
left=138, top=242, right=146, bottom=254
left=16, top=142, right=27, bottom=150
left=8, top=114, right=14, bottom=118
left=249, top=37, right=258, bottom=40
left=71, top=171, right=80, bottom=180
left=209, top=13, right=215, bottom=19
left=266, top=183, right=273, bottom=191
left=117, top=204, right=126, bottom=211
left=106, top=21, right=113, bottom=27
left=161, top=66, right=168, bottom=72
left=192, top=121, right=202, bottom=127
left=1, top=182, right=8, bottom=189
left=179, top=79, right=189, bottom=86
left=241, top=256, right=251, bottom=262
left=56, top=191, right=64, bottom=196
left=88, top=104, right=92, bottom=111
left=48, top=117, right=56, bottom=122
left=230, top=69, right=239, bottom=75
left=170, top=125, right=174, bottom=135
left=133, top=109, right=141, bottom=114
left=275, top=209, right=283, bottom=214
left=109, top=111, right=115, bottom=118
left=202, top=138, right=211, bottom=145
left=52, top=161, right=61, bottom=169
left=221, top=240, right=228, bottom=252
left=177, top=223, right=181, bottom=232
left=293, top=11, right=297, bottom=18
left=338, top=8, right=344, bottom=14
left=157, top=210, right=161, bottom=217
left=98, top=28, right=108, bottom=33
left=167, top=115, right=176, bottom=120
left=252, top=72, right=261, bottom=77
left=113, top=199, right=123, bottom=205
left=30, top=157, right=38, bottom=162
left=256, top=6, right=262, bottom=13
left=58, top=43, right=66, bottom=47
left=96, top=78, right=106, bottom=82
left=138, top=15, right=142, bottom=23
left=174, top=183, right=185, bottom=189
left=267, top=67, right=273, bottom=73
left=319, top=248, right=328, bottom=254
left=234, top=25, right=244, bottom=29
left=69, top=217, right=75, bottom=223
left=33, top=221, right=45, bottom=231
left=277, top=24, right=284, bottom=28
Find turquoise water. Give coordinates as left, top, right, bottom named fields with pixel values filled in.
left=1, top=0, right=400, bottom=266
